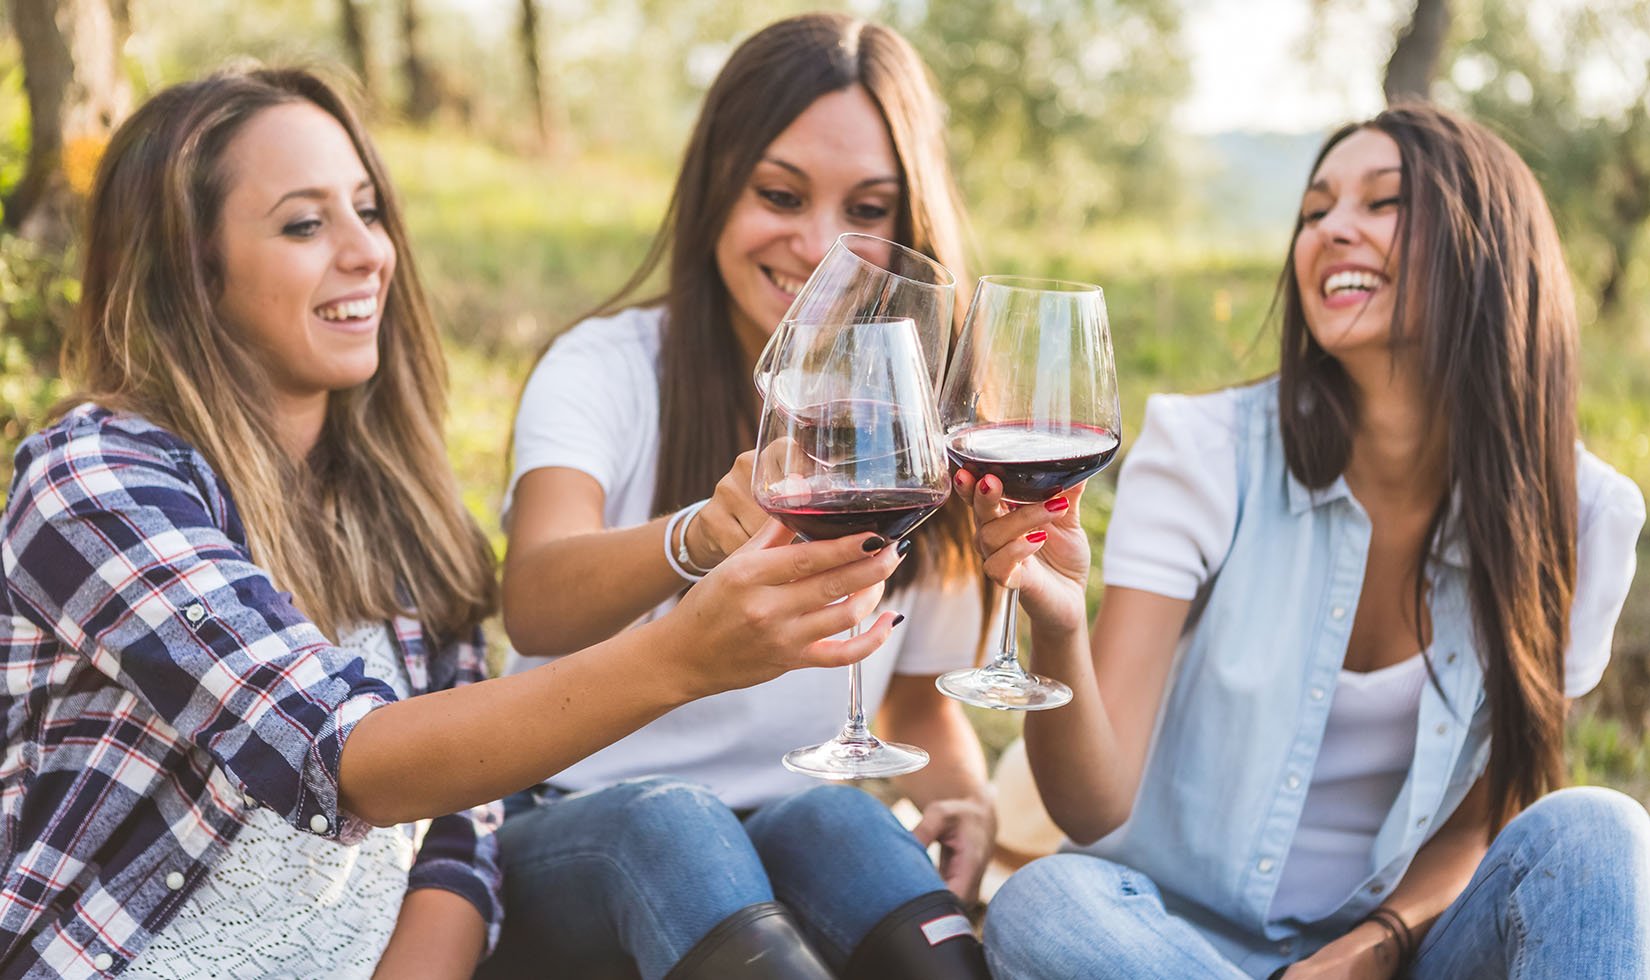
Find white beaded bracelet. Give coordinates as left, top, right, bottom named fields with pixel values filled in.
left=663, top=499, right=712, bottom=582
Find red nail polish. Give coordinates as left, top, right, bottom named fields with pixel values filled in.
left=954, top=470, right=967, bottom=487
left=1045, top=497, right=1070, bottom=513
left=1025, top=531, right=1048, bottom=544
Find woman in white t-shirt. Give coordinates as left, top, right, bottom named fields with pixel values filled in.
left=482, top=14, right=994, bottom=980
left=974, top=105, right=1650, bottom=978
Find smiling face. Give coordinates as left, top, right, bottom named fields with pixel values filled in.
left=1293, top=127, right=1408, bottom=358
left=713, top=84, right=901, bottom=365
left=213, top=101, right=395, bottom=421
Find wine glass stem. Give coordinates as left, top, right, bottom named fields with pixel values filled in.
left=992, top=587, right=1025, bottom=672
left=841, top=622, right=871, bottom=742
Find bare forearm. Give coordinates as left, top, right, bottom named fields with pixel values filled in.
left=1021, top=622, right=1135, bottom=843
left=373, top=888, right=487, bottom=979
left=884, top=690, right=990, bottom=808
left=340, top=618, right=694, bottom=825
left=503, top=519, right=685, bottom=656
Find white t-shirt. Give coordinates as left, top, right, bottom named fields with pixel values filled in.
left=1103, top=388, right=1645, bottom=920
left=505, top=306, right=982, bottom=809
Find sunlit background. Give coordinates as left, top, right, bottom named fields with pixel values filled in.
left=3, top=0, right=1647, bottom=799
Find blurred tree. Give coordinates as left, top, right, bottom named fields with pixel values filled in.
left=1384, top=0, right=1450, bottom=102
left=518, top=0, right=551, bottom=150
left=337, top=0, right=375, bottom=101
left=879, top=0, right=1189, bottom=237
left=3, top=0, right=127, bottom=244
left=398, top=0, right=438, bottom=123
left=1442, top=0, right=1650, bottom=316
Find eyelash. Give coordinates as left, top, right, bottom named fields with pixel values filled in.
left=756, top=188, right=891, bottom=223
left=1299, top=196, right=1402, bottom=224
left=281, top=205, right=381, bottom=238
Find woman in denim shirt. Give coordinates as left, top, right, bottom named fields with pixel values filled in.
left=973, top=105, right=1649, bottom=978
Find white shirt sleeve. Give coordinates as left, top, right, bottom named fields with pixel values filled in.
left=1101, top=391, right=1242, bottom=601
left=505, top=310, right=659, bottom=518
left=889, top=573, right=987, bottom=676
left=1563, top=449, right=1646, bottom=698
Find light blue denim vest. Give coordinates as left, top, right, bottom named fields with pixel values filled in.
left=1077, top=379, right=1491, bottom=974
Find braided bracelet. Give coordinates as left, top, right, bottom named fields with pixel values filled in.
left=663, top=499, right=711, bottom=582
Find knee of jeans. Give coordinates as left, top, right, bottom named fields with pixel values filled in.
left=753, top=785, right=895, bottom=845
left=1506, top=786, right=1650, bottom=877
left=599, top=778, right=746, bottom=854
left=985, top=855, right=1111, bottom=943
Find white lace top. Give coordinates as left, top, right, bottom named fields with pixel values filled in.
left=126, top=622, right=419, bottom=979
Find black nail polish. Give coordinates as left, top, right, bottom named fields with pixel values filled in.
left=892, top=614, right=906, bottom=628
left=862, top=535, right=888, bottom=553
left=896, top=538, right=914, bottom=557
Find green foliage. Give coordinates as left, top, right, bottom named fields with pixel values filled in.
left=0, top=234, right=75, bottom=486
left=887, top=0, right=1191, bottom=235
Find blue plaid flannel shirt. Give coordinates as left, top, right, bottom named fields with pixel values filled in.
left=0, top=406, right=502, bottom=978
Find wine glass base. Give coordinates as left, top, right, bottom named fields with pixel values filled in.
left=782, top=736, right=929, bottom=780
left=936, top=665, right=1073, bottom=711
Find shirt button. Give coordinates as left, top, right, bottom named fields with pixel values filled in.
left=93, top=953, right=114, bottom=971
left=1417, top=816, right=1429, bottom=828
left=1436, top=723, right=1449, bottom=736
left=1309, top=687, right=1326, bottom=701
left=242, top=791, right=258, bottom=808
left=1257, top=858, right=1275, bottom=873
left=184, top=603, right=206, bottom=623
left=1370, top=883, right=1386, bottom=895
left=309, top=814, right=329, bottom=834
left=165, top=871, right=185, bottom=891
left=1279, top=940, right=1295, bottom=956
left=1286, top=774, right=1302, bottom=790
left=1331, top=605, right=1347, bottom=620
left=1445, top=651, right=1458, bottom=665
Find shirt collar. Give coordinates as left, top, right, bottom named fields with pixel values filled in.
left=1287, top=469, right=1470, bottom=569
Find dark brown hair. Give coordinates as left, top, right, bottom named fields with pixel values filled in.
left=1277, top=103, right=1577, bottom=829
left=65, top=67, right=498, bottom=643
left=584, top=12, right=977, bottom=590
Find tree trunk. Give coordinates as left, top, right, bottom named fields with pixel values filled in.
left=338, top=0, right=374, bottom=100
left=1384, top=0, right=1451, bottom=104
left=1596, top=108, right=1650, bottom=314
left=3, top=0, right=128, bottom=244
left=398, top=0, right=439, bottom=123
left=518, top=0, right=551, bottom=149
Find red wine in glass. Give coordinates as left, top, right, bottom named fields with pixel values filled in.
left=763, top=487, right=950, bottom=542
left=946, top=422, right=1121, bottom=504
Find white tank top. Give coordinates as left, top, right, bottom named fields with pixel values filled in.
left=1269, top=653, right=1429, bottom=923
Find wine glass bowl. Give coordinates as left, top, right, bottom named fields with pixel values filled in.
left=754, top=233, right=956, bottom=396
left=753, top=317, right=952, bottom=779
left=935, top=276, right=1121, bottom=711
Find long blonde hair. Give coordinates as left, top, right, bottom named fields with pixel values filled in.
left=63, top=67, right=496, bottom=643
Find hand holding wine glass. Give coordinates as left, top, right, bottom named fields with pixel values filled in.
left=955, top=472, right=1093, bottom=637
left=752, top=316, right=952, bottom=779
left=937, top=276, right=1121, bottom=711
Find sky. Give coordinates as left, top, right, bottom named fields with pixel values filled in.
left=1177, top=0, right=1395, bottom=133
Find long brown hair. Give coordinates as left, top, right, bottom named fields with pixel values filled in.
left=63, top=67, right=497, bottom=643
left=582, top=12, right=977, bottom=590
left=1277, top=104, right=1577, bottom=829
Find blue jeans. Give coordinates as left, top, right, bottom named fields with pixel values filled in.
left=479, top=777, right=948, bottom=979
left=983, top=787, right=1650, bottom=979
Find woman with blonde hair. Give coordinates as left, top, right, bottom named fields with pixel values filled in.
left=0, top=66, right=905, bottom=978
left=489, top=12, right=994, bottom=980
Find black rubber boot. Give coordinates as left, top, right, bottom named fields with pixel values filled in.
left=843, top=890, right=990, bottom=980
left=663, top=901, right=834, bottom=980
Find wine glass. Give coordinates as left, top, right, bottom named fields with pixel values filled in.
left=753, top=317, right=952, bottom=779
left=753, top=233, right=955, bottom=395
left=935, top=276, right=1121, bottom=711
